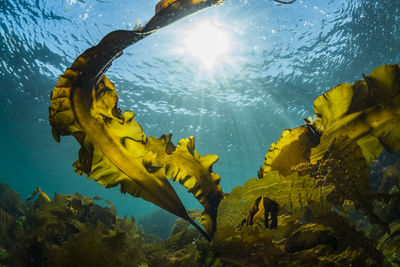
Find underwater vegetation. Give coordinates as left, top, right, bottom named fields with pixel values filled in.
left=48, top=0, right=225, bottom=240
left=0, top=185, right=151, bottom=266
left=212, top=63, right=400, bottom=266
left=0, top=151, right=399, bottom=267
left=48, top=52, right=400, bottom=267
left=0, top=183, right=224, bottom=266
left=44, top=0, right=400, bottom=265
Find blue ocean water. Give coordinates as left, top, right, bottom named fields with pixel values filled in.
left=0, top=0, right=399, bottom=218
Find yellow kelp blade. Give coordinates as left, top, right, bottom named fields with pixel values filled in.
left=217, top=171, right=334, bottom=229
left=311, top=63, right=400, bottom=164
left=74, top=131, right=189, bottom=220
left=164, top=137, right=221, bottom=207
left=49, top=1, right=225, bottom=241
left=50, top=69, right=189, bottom=220
left=143, top=135, right=223, bottom=213
left=253, top=63, right=400, bottom=233
left=162, top=136, right=224, bottom=234
left=143, top=0, right=224, bottom=33
left=261, top=126, right=319, bottom=177
left=259, top=63, right=400, bottom=180
left=142, top=134, right=223, bottom=234
left=220, top=135, right=389, bottom=233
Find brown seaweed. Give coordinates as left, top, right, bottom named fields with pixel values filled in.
left=48, top=0, right=224, bottom=240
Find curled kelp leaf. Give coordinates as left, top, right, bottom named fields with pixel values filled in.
left=144, top=0, right=224, bottom=33
left=162, top=137, right=224, bottom=234
left=51, top=72, right=187, bottom=220
left=256, top=63, right=400, bottom=233
left=260, top=63, right=400, bottom=181
left=49, top=1, right=224, bottom=241
left=311, top=63, right=400, bottom=164
left=140, top=134, right=223, bottom=234
left=261, top=126, right=320, bottom=177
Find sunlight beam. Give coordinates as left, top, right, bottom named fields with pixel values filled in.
left=184, top=21, right=230, bottom=68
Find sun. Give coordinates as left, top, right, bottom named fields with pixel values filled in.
left=183, top=21, right=230, bottom=68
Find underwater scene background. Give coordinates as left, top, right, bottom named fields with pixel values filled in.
left=1, top=0, right=399, bottom=218
left=1, top=1, right=400, bottom=265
